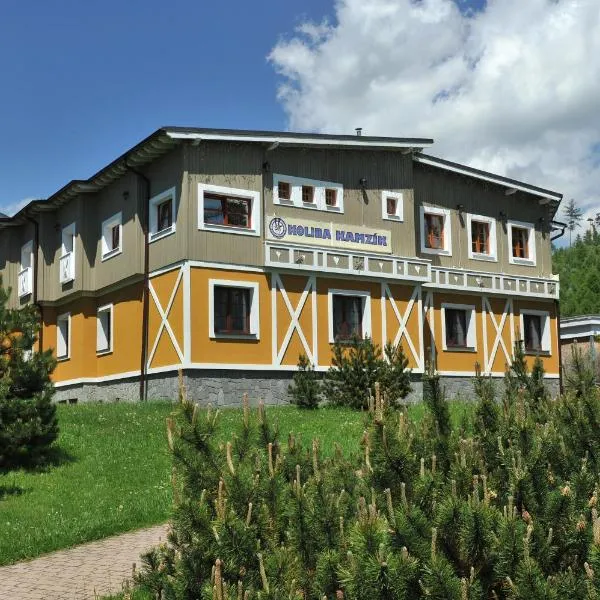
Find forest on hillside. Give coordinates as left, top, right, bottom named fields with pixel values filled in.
left=553, top=226, right=600, bottom=316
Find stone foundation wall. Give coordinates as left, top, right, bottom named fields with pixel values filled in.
left=52, top=369, right=561, bottom=405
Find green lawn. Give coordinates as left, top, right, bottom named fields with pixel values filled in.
left=0, top=400, right=471, bottom=566
left=0, top=402, right=175, bottom=566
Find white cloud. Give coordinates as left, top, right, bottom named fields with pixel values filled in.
left=1, top=197, right=35, bottom=217
left=269, top=0, right=600, bottom=234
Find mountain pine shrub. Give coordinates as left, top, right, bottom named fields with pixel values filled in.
left=323, top=336, right=411, bottom=409
left=135, top=356, right=600, bottom=599
left=0, top=282, right=58, bottom=470
left=288, top=354, right=321, bottom=409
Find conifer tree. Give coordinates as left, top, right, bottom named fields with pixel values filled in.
left=0, top=281, right=57, bottom=470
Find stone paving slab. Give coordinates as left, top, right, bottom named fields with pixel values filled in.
left=0, top=523, right=168, bottom=600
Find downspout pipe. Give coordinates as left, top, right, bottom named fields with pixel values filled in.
left=26, top=215, right=44, bottom=351
left=123, top=161, right=150, bottom=402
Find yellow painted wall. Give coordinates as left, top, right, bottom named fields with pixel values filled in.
left=41, top=265, right=560, bottom=382
left=190, top=267, right=272, bottom=364
left=43, top=283, right=143, bottom=382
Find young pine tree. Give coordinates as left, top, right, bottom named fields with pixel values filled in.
left=288, top=354, right=321, bottom=409
left=0, top=281, right=57, bottom=470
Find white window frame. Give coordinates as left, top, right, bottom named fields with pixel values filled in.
left=508, top=220, right=536, bottom=266
left=57, top=312, right=71, bottom=360
left=208, top=279, right=260, bottom=339
left=382, top=191, right=404, bottom=221
left=101, top=212, right=122, bottom=261
left=466, top=213, right=497, bottom=262
left=327, top=288, right=372, bottom=343
left=19, top=240, right=34, bottom=297
left=441, top=303, right=477, bottom=352
left=420, top=205, right=452, bottom=256
left=520, top=309, right=551, bottom=354
left=198, top=183, right=261, bottom=237
left=96, top=303, right=114, bottom=355
left=273, top=173, right=344, bottom=214
left=61, top=223, right=76, bottom=258
left=149, top=187, right=177, bottom=242
left=59, top=223, right=76, bottom=284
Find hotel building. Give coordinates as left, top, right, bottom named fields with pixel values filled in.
left=0, top=127, right=563, bottom=403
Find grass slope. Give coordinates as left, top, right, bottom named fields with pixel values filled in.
left=0, top=402, right=174, bottom=566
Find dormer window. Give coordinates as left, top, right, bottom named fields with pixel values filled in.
left=59, top=223, right=76, bottom=284
left=19, top=241, right=33, bottom=297
left=149, top=187, right=177, bottom=242
left=278, top=181, right=291, bottom=201
left=273, top=174, right=344, bottom=213
left=204, top=193, right=251, bottom=228
left=101, top=212, right=122, bottom=260
left=382, top=191, right=403, bottom=221
left=302, top=185, right=315, bottom=204
left=419, top=206, right=452, bottom=256
left=198, top=183, right=260, bottom=237
left=325, top=188, right=337, bottom=207
left=467, top=214, right=497, bottom=262
left=425, top=214, right=444, bottom=249
left=157, top=199, right=173, bottom=232
left=508, top=220, right=536, bottom=266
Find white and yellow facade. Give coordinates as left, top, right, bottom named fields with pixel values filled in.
left=0, top=127, right=563, bottom=403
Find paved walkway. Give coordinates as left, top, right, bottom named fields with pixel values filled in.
left=0, top=524, right=168, bottom=600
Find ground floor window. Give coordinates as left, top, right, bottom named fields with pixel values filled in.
left=97, top=304, right=113, bottom=354
left=57, top=313, right=71, bottom=359
left=328, top=289, right=371, bottom=343
left=214, top=287, right=250, bottom=334
left=209, top=279, right=260, bottom=339
left=441, top=304, right=476, bottom=351
left=521, top=310, right=551, bottom=353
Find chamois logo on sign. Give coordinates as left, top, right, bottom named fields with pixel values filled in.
left=269, top=217, right=287, bottom=239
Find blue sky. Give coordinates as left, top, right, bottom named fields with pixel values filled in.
left=0, top=0, right=490, bottom=213
left=0, top=0, right=331, bottom=210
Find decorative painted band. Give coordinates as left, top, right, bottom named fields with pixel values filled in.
left=265, top=241, right=430, bottom=282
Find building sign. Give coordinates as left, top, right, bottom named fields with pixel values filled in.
left=266, top=215, right=392, bottom=254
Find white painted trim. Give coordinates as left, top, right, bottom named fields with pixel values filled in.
left=519, top=309, right=552, bottom=354
left=381, top=191, right=404, bottom=222
left=483, top=297, right=512, bottom=373
left=53, top=363, right=560, bottom=389
left=419, top=205, right=452, bottom=256
left=413, top=155, right=562, bottom=201
left=96, top=303, right=114, bottom=355
left=440, top=303, right=477, bottom=352
left=466, top=213, right=497, bottom=262
left=149, top=186, right=177, bottom=242
left=423, top=291, right=436, bottom=369
left=183, top=262, right=191, bottom=363
left=327, top=288, right=372, bottom=344
left=437, top=370, right=560, bottom=378
left=273, top=173, right=344, bottom=213
left=57, top=312, right=71, bottom=360
left=147, top=267, right=184, bottom=366
left=274, top=273, right=316, bottom=364
left=382, top=284, right=423, bottom=369
left=208, top=278, right=260, bottom=339
left=507, top=219, right=536, bottom=267
left=101, top=211, right=122, bottom=261
left=167, top=131, right=432, bottom=149
left=198, top=183, right=261, bottom=237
